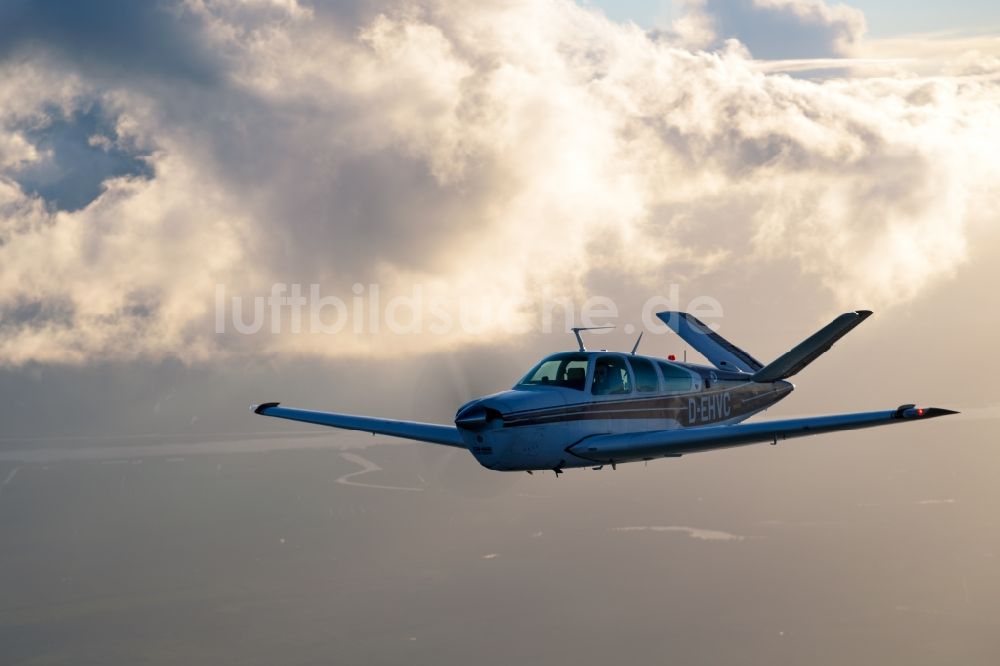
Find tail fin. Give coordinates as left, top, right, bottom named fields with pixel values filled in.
left=751, top=310, right=872, bottom=383
left=656, top=312, right=764, bottom=374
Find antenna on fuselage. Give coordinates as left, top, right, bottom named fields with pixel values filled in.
left=571, top=325, right=615, bottom=352
left=630, top=331, right=643, bottom=355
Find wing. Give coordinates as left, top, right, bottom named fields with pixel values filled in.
left=252, top=402, right=466, bottom=448
left=568, top=405, right=958, bottom=464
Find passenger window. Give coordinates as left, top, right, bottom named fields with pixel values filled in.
left=592, top=356, right=631, bottom=395
left=657, top=361, right=693, bottom=392
left=629, top=357, right=659, bottom=392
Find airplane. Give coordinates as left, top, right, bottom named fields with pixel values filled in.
left=252, top=310, right=957, bottom=475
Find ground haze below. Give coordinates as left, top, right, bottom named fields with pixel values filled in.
left=1, top=420, right=997, bottom=665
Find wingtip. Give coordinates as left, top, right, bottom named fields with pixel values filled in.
left=252, top=401, right=280, bottom=414
left=855, top=309, right=874, bottom=319
left=894, top=405, right=960, bottom=419
left=929, top=407, right=960, bottom=417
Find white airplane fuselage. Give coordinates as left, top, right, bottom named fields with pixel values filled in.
left=454, top=351, right=794, bottom=472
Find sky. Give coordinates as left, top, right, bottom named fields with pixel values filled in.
left=0, top=1, right=999, bottom=663
left=592, top=0, right=1000, bottom=36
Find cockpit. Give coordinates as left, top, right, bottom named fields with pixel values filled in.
left=517, top=352, right=589, bottom=390
left=516, top=352, right=696, bottom=394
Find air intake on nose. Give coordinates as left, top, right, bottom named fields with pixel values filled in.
left=455, top=403, right=502, bottom=431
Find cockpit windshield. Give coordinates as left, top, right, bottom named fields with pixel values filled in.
left=517, top=353, right=589, bottom=391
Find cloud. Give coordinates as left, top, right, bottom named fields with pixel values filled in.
left=0, top=0, right=998, bottom=365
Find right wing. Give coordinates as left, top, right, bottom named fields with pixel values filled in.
left=252, top=402, right=467, bottom=448
left=569, top=405, right=958, bottom=464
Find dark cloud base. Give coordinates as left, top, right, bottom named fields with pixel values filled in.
left=0, top=0, right=221, bottom=84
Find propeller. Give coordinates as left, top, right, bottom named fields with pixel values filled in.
left=408, top=351, right=524, bottom=498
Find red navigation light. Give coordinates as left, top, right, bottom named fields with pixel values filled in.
left=917, top=408, right=925, bottom=416
left=668, top=354, right=676, bottom=361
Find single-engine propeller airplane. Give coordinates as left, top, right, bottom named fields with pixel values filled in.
left=253, top=310, right=957, bottom=475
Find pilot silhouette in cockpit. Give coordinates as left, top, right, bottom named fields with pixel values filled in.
left=593, top=362, right=610, bottom=394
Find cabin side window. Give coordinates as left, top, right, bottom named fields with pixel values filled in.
left=592, top=355, right=632, bottom=395
left=628, top=357, right=659, bottom=393
left=657, top=361, right=693, bottom=392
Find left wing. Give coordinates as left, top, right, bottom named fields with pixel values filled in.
left=656, top=311, right=763, bottom=373
left=569, top=405, right=957, bottom=464
left=252, top=402, right=466, bottom=448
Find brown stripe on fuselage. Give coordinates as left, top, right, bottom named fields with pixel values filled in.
left=501, top=382, right=790, bottom=428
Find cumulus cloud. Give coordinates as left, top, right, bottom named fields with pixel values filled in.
left=0, top=0, right=998, bottom=365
